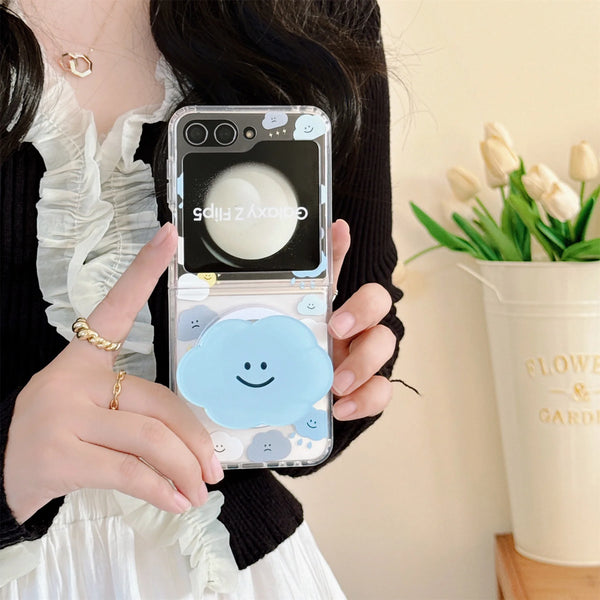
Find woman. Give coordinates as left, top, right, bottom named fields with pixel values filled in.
left=0, top=0, right=403, bottom=597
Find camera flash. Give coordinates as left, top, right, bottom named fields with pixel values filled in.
left=244, top=127, right=256, bottom=139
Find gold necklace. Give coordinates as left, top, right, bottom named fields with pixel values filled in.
left=57, top=0, right=118, bottom=78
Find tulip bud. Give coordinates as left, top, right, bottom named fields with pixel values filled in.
left=522, top=164, right=560, bottom=203
left=484, top=122, right=514, bottom=147
left=569, top=141, right=599, bottom=182
left=446, top=167, right=481, bottom=202
left=539, top=180, right=580, bottom=221
left=480, top=137, right=520, bottom=184
left=484, top=166, right=509, bottom=189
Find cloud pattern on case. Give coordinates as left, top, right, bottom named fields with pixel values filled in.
left=292, top=251, right=326, bottom=279
left=177, top=273, right=210, bottom=301
left=262, top=111, right=288, bottom=130
left=198, top=273, right=217, bottom=287
left=247, top=430, right=291, bottom=462
left=297, top=294, right=326, bottom=316
left=293, top=407, right=328, bottom=441
left=293, top=115, right=326, bottom=140
left=176, top=316, right=333, bottom=429
left=211, top=431, right=244, bottom=461
left=178, top=305, right=218, bottom=341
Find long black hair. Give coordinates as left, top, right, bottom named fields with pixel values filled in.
left=0, top=2, right=43, bottom=163
left=1, top=0, right=387, bottom=171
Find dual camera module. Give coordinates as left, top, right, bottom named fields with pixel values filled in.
left=184, top=121, right=256, bottom=147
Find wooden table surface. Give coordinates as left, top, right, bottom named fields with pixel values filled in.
left=495, top=533, right=600, bottom=599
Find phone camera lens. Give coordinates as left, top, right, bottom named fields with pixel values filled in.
left=184, top=122, right=209, bottom=146
left=214, top=122, right=237, bottom=146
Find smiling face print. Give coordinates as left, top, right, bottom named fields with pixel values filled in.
left=176, top=316, right=333, bottom=429
left=236, top=360, right=275, bottom=388
left=293, top=114, right=327, bottom=140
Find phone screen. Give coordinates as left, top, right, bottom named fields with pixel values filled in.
left=182, top=140, right=321, bottom=273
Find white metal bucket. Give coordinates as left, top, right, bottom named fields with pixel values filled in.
left=463, top=261, right=600, bottom=565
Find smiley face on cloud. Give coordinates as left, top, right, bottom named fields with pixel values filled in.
left=176, top=315, right=333, bottom=429
left=297, top=294, right=326, bottom=316
left=294, top=407, right=328, bottom=441
left=293, top=114, right=327, bottom=140
left=210, top=431, right=244, bottom=461
left=198, top=272, right=217, bottom=287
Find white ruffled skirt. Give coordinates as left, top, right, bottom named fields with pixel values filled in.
left=0, top=489, right=346, bottom=599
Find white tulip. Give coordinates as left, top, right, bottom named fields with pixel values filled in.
left=539, top=180, right=580, bottom=221
left=484, top=165, right=509, bottom=189
left=480, top=137, right=520, bottom=184
left=484, top=122, right=514, bottom=147
left=446, top=167, right=481, bottom=202
left=522, top=164, right=560, bottom=203
left=569, top=141, right=599, bottom=182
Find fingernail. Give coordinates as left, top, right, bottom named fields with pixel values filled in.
left=209, top=454, right=224, bottom=482
left=149, top=223, right=173, bottom=247
left=333, top=370, right=355, bottom=395
left=173, top=490, right=192, bottom=512
left=334, top=400, right=357, bottom=420
left=329, top=312, right=355, bottom=338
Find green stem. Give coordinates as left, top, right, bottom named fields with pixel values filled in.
left=500, top=186, right=507, bottom=203
left=568, top=220, right=575, bottom=243
left=404, top=244, right=443, bottom=265
left=474, top=196, right=496, bottom=224
left=580, top=181, right=586, bottom=206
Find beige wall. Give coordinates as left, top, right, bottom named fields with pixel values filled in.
left=284, top=1, right=600, bottom=599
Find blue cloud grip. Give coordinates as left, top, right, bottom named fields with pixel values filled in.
left=176, top=315, right=333, bottom=429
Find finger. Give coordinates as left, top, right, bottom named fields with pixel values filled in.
left=80, top=408, right=209, bottom=507
left=333, top=375, right=393, bottom=421
left=328, top=282, right=392, bottom=340
left=331, top=324, right=396, bottom=397
left=331, top=336, right=350, bottom=371
left=72, top=442, right=195, bottom=514
left=331, top=219, right=351, bottom=290
left=93, top=375, right=223, bottom=485
left=74, top=223, right=177, bottom=355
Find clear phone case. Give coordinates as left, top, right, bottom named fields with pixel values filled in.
left=167, top=106, right=334, bottom=469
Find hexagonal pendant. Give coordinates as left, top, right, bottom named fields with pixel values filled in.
left=59, top=53, right=93, bottom=78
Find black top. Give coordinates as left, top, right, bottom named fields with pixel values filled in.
left=0, top=6, right=403, bottom=570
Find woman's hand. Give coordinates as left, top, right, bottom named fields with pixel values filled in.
left=4, top=224, right=223, bottom=525
left=329, top=220, right=396, bottom=420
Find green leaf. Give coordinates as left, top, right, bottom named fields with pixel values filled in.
left=452, top=214, right=501, bottom=260
left=508, top=160, right=533, bottom=205
left=561, top=238, right=600, bottom=261
left=472, top=207, right=523, bottom=261
left=547, top=215, right=572, bottom=244
left=501, top=203, right=513, bottom=236
left=537, top=222, right=566, bottom=251
left=474, top=196, right=496, bottom=224
left=410, top=203, right=485, bottom=259
left=513, top=211, right=531, bottom=260
left=573, top=185, right=599, bottom=242
left=506, top=193, right=557, bottom=260
left=501, top=202, right=531, bottom=260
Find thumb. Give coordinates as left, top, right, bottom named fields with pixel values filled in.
left=81, top=223, right=177, bottom=350
left=332, top=219, right=351, bottom=289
